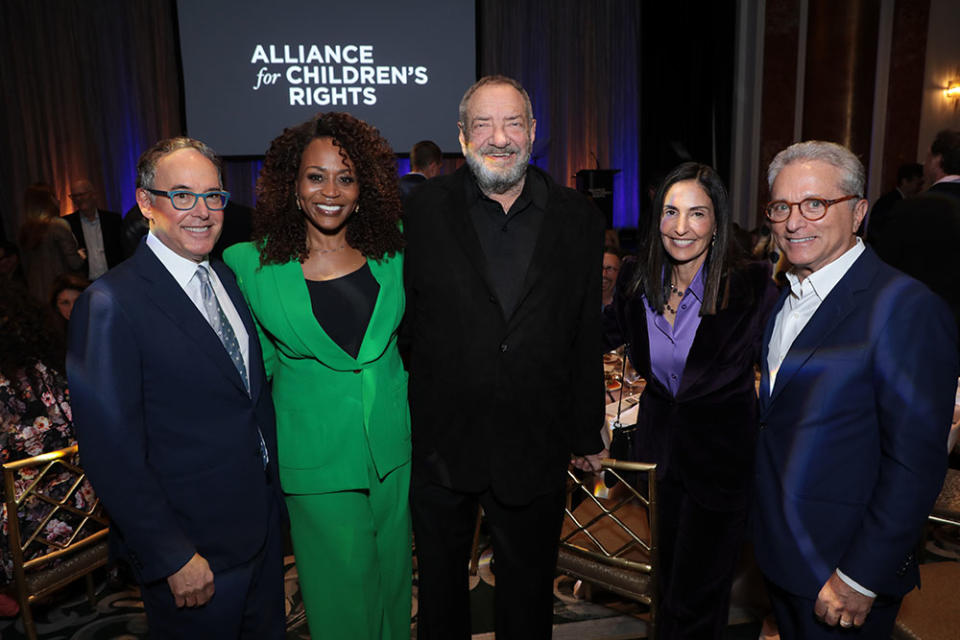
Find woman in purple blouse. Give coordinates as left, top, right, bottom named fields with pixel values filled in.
left=607, top=162, right=779, bottom=639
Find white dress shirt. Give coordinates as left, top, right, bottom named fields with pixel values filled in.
left=145, top=232, right=250, bottom=374
left=767, top=238, right=865, bottom=389
left=765, top=237, right=876, bottom=598
left=80, top=211, right=109, bottom=279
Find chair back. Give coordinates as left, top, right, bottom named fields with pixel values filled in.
left=2, top=445, right=109, bottom=640
left=557, top=458, right=658, bottom=638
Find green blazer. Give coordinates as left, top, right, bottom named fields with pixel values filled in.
left=224, top=242, right=410, bottom=494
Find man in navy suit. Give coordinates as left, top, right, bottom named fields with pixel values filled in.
left=754, top=140, right=957, bottom=638
left=67, top=137, right=285, bottom=638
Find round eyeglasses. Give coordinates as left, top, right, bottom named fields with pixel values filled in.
left=765, top=194, right=860, bottom=222
left=145, top=188, right=231, bottom=211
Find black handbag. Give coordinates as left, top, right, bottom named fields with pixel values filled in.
left=607, top=345, right=639, bottom=485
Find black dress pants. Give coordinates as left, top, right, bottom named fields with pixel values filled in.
left=656, top=474, right=747, bottom=640
left=411, top=480, right=566, bottom=640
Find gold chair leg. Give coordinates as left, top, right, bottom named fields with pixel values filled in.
left=20, top=597, right=37, bottom=640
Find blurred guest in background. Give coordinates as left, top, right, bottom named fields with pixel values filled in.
left=864, top=162, right=923, bottom=246
left=18, top=183, right=85, bottom=303
left=601, top=245, right=621, bottom=309
left=606, top=162, right=778, bottom=639
left=48, top=272, right=90, bottom=340
left=0, top=279, right=90, bottom=616
left=64, top=178, right=124, bottom=279
left=399, top=139, right=443, bottom=200
left=874, top=130, right=960, bottom=353
left=225, top=112, right=409, bottom=640
left=0, top=240, right=26, bottom=285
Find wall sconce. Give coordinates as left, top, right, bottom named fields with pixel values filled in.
left=946, top=81, right=960, bottom=100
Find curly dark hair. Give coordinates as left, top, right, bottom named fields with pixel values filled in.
left=253, top=112, right=404, bottom=265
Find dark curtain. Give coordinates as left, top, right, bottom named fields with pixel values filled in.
left=0, top=0, right=182, bottom=237
left=638, top=1, right=736, bottom=230
left=1, top=1, right=643, bottom=238
left=479, top=0, right=641, bottom=228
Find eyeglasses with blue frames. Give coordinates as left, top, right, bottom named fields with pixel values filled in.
left=765, top=194, right=860, bottom=222
left=145, top=188, right=231, bottom=211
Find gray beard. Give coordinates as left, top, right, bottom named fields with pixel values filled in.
left=464, top=146, right=532, bottom=194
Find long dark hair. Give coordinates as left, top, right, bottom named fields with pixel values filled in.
left=630, top=162, right=733, bottom=315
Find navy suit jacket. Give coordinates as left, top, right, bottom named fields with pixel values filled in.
left=752, top=247, right=957, bottom=598
left=67, top=241, right=281, bottom=584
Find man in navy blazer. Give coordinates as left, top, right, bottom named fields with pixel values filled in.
left=754, top=140, right=958, bottom=638
left=67, top=137, right=285, bottom=638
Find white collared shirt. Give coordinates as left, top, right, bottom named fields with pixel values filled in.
left=932, top=174, right=960, bottom=185
left=145, top=232, right=250, bottom=373
left=767, top=238, right=865, bottom=389
left=765, top=236, right=876, bottom=598
left=80, top=211, right=108, bottom=279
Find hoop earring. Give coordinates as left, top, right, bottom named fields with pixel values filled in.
left=296, top=198, right=302, bottom=211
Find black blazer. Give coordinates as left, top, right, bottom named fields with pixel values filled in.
left=67, top=242, right=282, bottom=583
left=402, top=165, right=606, bottom=505
left=64, top=210, right=125, bottom=270
left=874, top=189, right=960, bottom=351
left=608, top=260, right=779, bottom=510
left=399, top=172, right=427, bottom=200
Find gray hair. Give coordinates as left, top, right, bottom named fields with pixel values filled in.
left=458, top=75, right=534, bottom=132
left=767, top=140, right=865, bottom=197
left=136, top=137, right=222, bottom=191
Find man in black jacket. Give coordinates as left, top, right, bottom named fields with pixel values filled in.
left=875, top=129, right=960, bottom=352
left=402, top=75, right=607, bottom=640
left=65, top=179, right=124, bottom=279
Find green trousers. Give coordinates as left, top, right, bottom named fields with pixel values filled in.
left=286, top=458, right=412, bottom=640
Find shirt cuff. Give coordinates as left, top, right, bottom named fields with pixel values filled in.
left=836, top=569, right=877, bottom=598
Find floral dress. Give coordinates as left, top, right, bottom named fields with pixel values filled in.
left=0, top=361, right=95, bottom=581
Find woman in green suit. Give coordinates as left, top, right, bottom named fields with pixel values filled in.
left=224, top=112, right=409, bottom=639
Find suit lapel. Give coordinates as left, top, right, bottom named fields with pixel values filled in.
left=509, top=198, right=563, bottom=324
left=759, top=287, right=789, bottom=412
left=132, top=246, right=248, bottom=394
left=626, top=292, right=672, bottom=397
left=213, top=260, right=261, bottom=399
left=767, top=251, right=876, bottom=406
left=445, top=168, right=499, bottom=306
left=356, top=254, right=403, bottom=364
left=677, top=302, right=744, bottom=398
left=269, top=255, right=401, bottom=370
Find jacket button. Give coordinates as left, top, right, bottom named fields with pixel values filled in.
left=499, top=343, right=508, bottom=353
left=759, top=422, right=767, bottom=431
left=489, top=295, right=497, bottom=303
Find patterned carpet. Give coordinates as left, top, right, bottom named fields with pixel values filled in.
left=2, top=527, right=957, bottom=639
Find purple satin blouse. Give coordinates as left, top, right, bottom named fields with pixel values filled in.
left=643, top=266, right=705, bottom=396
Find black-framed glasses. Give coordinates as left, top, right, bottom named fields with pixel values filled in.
left=765, top=194, right=860, bottom=222
left=145, top=188, right=230, bottom=211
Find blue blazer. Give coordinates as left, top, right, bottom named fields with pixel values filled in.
left=752, top=247, right=957, bottom=598
left=67, top=241, right=281, bottom=584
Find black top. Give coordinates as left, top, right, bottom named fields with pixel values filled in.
left=306, top=263, right=380, bottom=358
left=466, top=169, right=548, bottom=317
